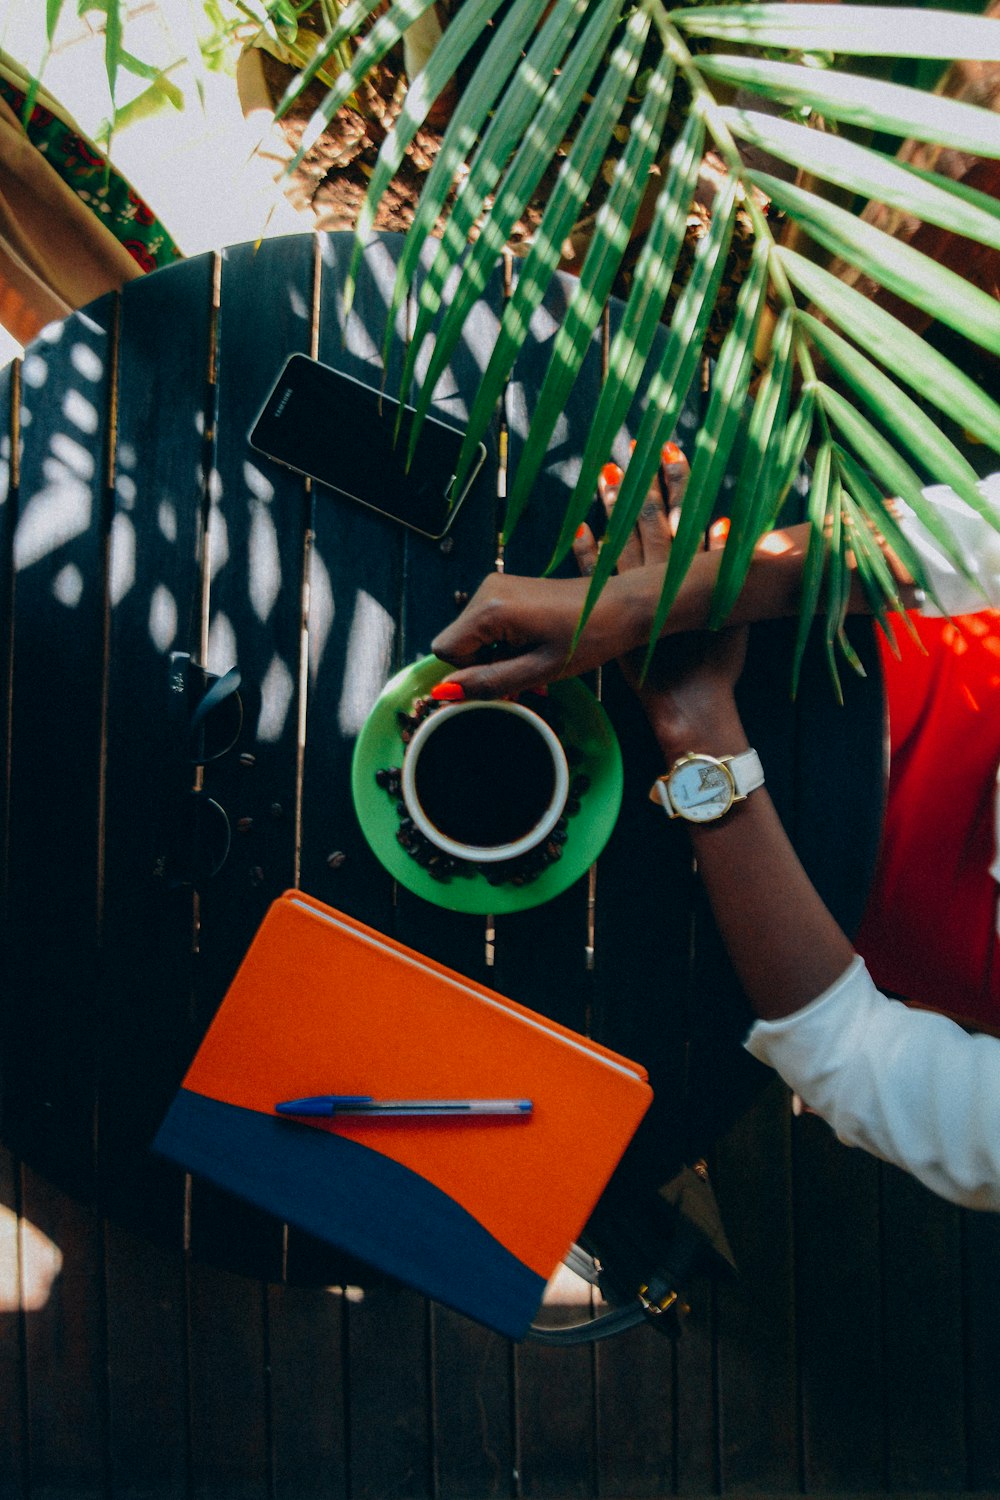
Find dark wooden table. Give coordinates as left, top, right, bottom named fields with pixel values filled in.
left=2, top=232, right=999, bottom=1500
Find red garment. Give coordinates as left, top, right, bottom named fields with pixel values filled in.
left=855, top=611, right=1000, bottom=1030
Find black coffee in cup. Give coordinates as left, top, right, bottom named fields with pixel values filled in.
left=412, top=705, right=558, bottom=849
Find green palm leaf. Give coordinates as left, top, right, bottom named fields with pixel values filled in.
left=451, top=6, right=655, bottom=502
left=677, top=4, right=1000, bottom=59
left=405, top=0, right=625, bottom=465
left=547, top=109, right=706, bottom=567
left=756, top=170, right=1000, bottom=358
left=818, top=382, right=979, bottom=586
left=776, top=247, right=1000, bottom=457
left=723, top=108, right=1000, bottom=253
left=396, top=0, right=593, bottom=421
left=353, top=0, right=548, bottom=341
left=346, top=0, right=510, bottom=280
left=698, top=55, right=1000, bottom=156
left=708, top=307, right=795, bottom=627
left=834, top=447, right=944, bottom=613
left=642, top=236, right=771, bottom=675
left=792, top=441, right=833, bottom=693
left=897, top=156, right=1000, bottom=224
left=839, top=486, right=910, bottom=641
left=570, top=180, right=742, bottom=646
left=239, top=0, right=1000, bottom=645
left=797, top=312, right=987, bottom=520
left=502, top=43, right=679, bottom=539
left=823, top=470, right=861, bottom=686
left=277, top=0, right=435, bottom=164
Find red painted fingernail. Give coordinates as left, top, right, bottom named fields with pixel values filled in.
left=601, top=462, right=624, bottom=487
left=431, top=681, right=465, bottom=701
left=575, top=523, right=589, bottom=540
left=661, top=442, right=683, bottom=464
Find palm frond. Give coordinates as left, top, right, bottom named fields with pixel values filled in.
left=502, top=41, right=679, bottom=539
left=354, top=0, right=547, bottom=343
left=792, top=441, right=833, bottom=693
left=757, top=169, right=1000, bottom=359
left=798, top=313, right=987, bottom=519
left=818, top=383, right=979, bottom=586
left=675, top=4, right=1000, bottom=59
left=31, top=0, right=988, bottom=670
left=698, top=55, right=1000, bottom=154
left=723, top=108, right=1000, bottom=252
left=404, top=0, right=626, bottom=464
left=395, top=0, right=596, bottom=420
left=346, top=0, right=510, bottom=284
left=708, top=307, right=795, bottom=627
left=277, top=0, right=433, bottom=163
left=547, top=108, right=706, bottom=567
left=451, top=5, right=656, bottom=502
left=572, top=179, right=742, bottom=647
left=776, top=247, right=1000, bottom=460
left=641, top=235, right=771, bottom=675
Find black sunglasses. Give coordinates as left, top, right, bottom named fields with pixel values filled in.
left=155, top=653, right=244, bottom=889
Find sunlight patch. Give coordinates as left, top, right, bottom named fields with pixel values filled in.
left=70, top=343, right=103, bottom=382
left=158, top=502, right=177, bottom=543
left=62, top=387, right=99, bottom=436
left=308, top=545, right=335, bottom=682
left=21, top=354, right=48, bottom=390
left=258, top=652, right=295, bottom=743
left=49, top=433, right=95, bottom=481
left=338, top=590, right=394, bottom=735
left=109, top=513, right=136, bottom=606
left=207, top=612, right=237, bottom=678
left=149, top=584, right=177, bottom=652
left=14, top=476, right=91, bottom=570
left=249, top=501, right=281, bottom=622
left=52, top=563, right=84, bottom=608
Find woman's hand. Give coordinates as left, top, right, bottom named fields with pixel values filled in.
left=574, top=449, right=749, bottom=759
left=430, top=448, right=693, bottom=699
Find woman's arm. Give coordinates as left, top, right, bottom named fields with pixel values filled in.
left=638, top=628, right=1000, bottom=1212
left=431, top=453, right=930, bottom=699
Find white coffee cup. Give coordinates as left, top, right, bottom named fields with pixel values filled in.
left=400, top=699, right=570, bottom=864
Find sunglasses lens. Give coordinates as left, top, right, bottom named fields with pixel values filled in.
left=189, top=666, right=243, bottom=764
left=159, top=791, right=231, bottom=888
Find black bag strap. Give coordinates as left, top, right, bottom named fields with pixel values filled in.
left=527, top=1165, right=734, bottom=1346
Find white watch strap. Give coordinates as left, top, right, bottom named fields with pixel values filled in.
left=726, top=747, right=764, bottom=800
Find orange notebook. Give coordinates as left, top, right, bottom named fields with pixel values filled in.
left=154, top=891, right=652, bottom=1337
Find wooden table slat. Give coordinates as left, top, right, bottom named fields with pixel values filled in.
left=3, top=232, right=1000, bottom=1500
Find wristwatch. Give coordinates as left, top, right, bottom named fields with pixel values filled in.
left=649, top=748, right=764, bottom=823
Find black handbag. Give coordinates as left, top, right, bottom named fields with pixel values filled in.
left=528, top=1160, right=737, bottom=1345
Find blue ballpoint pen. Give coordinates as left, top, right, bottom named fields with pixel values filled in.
left=275, top=1094, right=533, bottom=1118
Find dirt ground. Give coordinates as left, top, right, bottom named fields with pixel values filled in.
left=259, top=46, right=571, bottom=246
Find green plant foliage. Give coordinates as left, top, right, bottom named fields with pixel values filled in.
left=280, top=0, right=1000, bottom=674
left=28, top=0, right=1000, bottom=674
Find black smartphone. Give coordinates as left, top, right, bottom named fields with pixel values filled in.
left=248, top=354, right=487, bottom=539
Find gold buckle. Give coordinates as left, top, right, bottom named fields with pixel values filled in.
left=638, top=1283, right=679, bottom=1317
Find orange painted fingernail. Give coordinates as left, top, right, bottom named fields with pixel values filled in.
left=629, top=439, right=637, bottom=453
left=575, top=523, right=589, bottom=540
left=709, top=517, right=731, bottom=543
left=431, top=681, right=465, bottom=702
left=601, top=462, right=624, bottom=487
left=661, top=442, right=683, bottom=464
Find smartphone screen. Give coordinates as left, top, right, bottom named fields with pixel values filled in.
left=248, top=354, right=487, bottom=539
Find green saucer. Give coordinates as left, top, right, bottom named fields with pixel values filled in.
left=351, top=656, right=623, bottom=914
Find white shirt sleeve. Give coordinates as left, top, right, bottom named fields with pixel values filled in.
left=744, top=956, right=1000, bottom=1211
left=895, top=472, right=1000, bottom=616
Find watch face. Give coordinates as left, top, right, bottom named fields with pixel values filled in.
left=668, top=756, right=735, bottom=822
